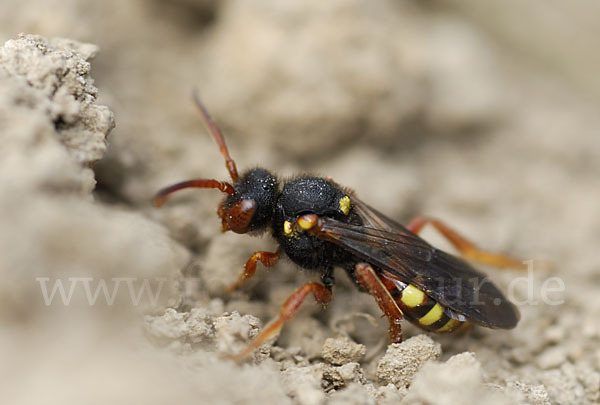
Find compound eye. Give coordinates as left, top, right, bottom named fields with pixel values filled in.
left=221, top=199, right=256, bottom=234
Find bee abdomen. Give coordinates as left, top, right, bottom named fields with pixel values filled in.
left=385, top=277, right=465, bottom=333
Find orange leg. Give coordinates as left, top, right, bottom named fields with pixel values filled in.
left=405, top=216, right=527, bottom=269
left=224, top=249, right=280, bottom=294
left=354, top=263, right=404, bottom=343
left=229, top=282, right=331, bottom=361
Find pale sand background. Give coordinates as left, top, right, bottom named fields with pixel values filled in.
left=1, top=1, right=599, bottom=404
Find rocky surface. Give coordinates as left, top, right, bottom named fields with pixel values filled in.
left=1, top=1, right=599, bottom=404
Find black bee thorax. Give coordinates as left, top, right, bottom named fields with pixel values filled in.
left=271, top=176, right=358, bottom=271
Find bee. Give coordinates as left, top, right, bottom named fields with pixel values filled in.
left=154, top=93, right=525, bottom=360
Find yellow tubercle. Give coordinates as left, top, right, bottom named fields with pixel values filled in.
left=283, top=221, right=293, bottom=235
left=339, top=196, right=351, bottom=215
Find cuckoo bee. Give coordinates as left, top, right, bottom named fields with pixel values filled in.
left=154, top=94, right=524, bottom=359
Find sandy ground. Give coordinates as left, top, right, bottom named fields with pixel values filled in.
left=1, top=1, right=599, bottom=404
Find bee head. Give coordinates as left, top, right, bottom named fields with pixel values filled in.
left=217, top=168, right=278, bottom=234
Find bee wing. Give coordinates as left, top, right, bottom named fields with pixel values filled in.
left=313, top=198, right=520, bottom=329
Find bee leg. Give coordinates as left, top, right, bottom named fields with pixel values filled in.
left=321, top=266, right=335, bottom=290
left=405, top=216, right=527, bottom=269
left=224, top=249, right=280, bottom=294
left=354, top=263, right=404, bottom=343
left=228, top=282, right=331, bottom=361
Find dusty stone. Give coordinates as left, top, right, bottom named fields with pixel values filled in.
left=376, top=383, right=407, bottom=405
left=328, top=382, right=375, bottom=405
left=538, top=363, right=589, bottom=405
left=376, top=335, right=442, bottom=388
left=146, top=308, right=190, bottom=341
left=0, top=34, right=112, bottom=198
left=543, top=325, right=565, bottom=344
left=0, top=34, right=113, bottom=169
left=401, top=352, right=509, bottom=405
left=579, top=368, right=600, bottom=404
left=322, top=336, right=366, bottom=365
left=145, top=307, right=215, bottom=347
left=322, top=362, right=366, bottom=391
left=281, top=364, right=326, bottom=405
left=537, top=345, right=568, bottom=370
left=504, top=381, right=552, bottom=405
left=213, top=311, right=263, bottom=356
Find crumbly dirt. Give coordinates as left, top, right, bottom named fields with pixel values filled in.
left=1, top=2, right=599, bottom=405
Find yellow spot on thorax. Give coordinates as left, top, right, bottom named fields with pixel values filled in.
left=400, top=284, right=426, bottom=308
left=283, top=221, right=293, bottom=235
left=339, top=196, right=351, bottom=215
left=419, top=303, right=444, bottom=326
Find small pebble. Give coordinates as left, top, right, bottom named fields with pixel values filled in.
left=322, top=336, right=366, bottom=365
left=376, top=335, right=441, bottom=388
